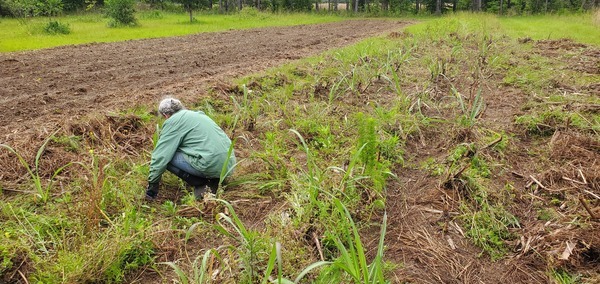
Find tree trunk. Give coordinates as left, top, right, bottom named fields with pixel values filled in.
left=239, top=0, right=242, bottom=11
left=189, top=8, right=193, bottom=22
left=354, top=0, right=358, bottom=12
left=473, top=0, right=481, bottom=11
left=500, top=0, right=503, bottom=14
left=453, top=0, right=457, bottom=11
left=436, top=0, right=441, bottom=15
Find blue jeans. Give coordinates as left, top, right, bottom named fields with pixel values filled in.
left=167, top=152, right=204, bottom=177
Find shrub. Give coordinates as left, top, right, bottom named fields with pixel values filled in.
left=105, top=0, right=137, bottom=27
left=44, top=20, right=70, bottom=35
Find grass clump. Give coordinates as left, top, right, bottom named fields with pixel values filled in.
left=516, top=108, right=600, bottom=136
left=43, top=20, right=70, bottom=34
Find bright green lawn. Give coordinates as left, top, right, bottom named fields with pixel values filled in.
left=499, top=13, right=600, bottom=46
left=406, top=12, right=600, bottom=47
left=0, top=11, right=344, bottom=52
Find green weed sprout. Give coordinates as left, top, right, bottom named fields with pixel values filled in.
left=162, top=248, right=221, bottom=284
left=0, top=130, right=78, bottom=203
left=262, top=241, right=331, bottom=284
left=214, top=198, right=264, bottom=283
left=214, top=198, right=331, bottom=284
left=324, top=198, right=388, bottom=283
left=452, top=86, right=485, bottom=128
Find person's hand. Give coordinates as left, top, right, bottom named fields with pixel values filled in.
left=145, top=183, right=159, bottom=200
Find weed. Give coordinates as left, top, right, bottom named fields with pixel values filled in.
left=455, top=172, right=519, bottom=261
left=516, top=109, right=599, bottom=136
left=427, top=57, right=447, bottom=82
left=452, top=87, right=485, bottom=128
left=104, top=239, right=154, bottom=282
left=537, top=208, right=557, bottom=221
left=231, top=84, right=259, bottom=132
left=51, top=134, right=82, bottom=152
left=43, top=20, right=70, bottom=34
left=214, top=199, right=270, bottom=283
left=380, top=47, right=414, bottom=96
left=318, top=198, right=388, bottom=283
left=460, top=201, right=519, bottom=261
left=161, top=200, right=178, bottom=217
left=163, top=248, right=222, bottom=284
left=81, top=149, right=108, bottom=231
left=420, top=157, right=445, bottom=176
left=355, top=112, right=390, bottom=194
left=549, top=268, right=581, bottom=284
left=0, top=131, right=79, bottom=203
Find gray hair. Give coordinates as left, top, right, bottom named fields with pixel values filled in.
left=158, top=97, right=185, bottom=116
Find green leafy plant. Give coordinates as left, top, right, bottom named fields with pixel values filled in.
left=51, top=134, right=81, bottom=152
left=262, top=241, right=331, bottom=284
left=549, top=268, right=581, bottom=284
left=162, top=248, right=221, bottom=284
left=428, top=57, right=447, bottom=81
left=452, top=87, right=485, bottom=128
left=161, top=200, right=177, bottom=217
left=214, top=199, right=269, bottom=283
left=43, top=20, right=70, bottom=34
left=319, top=198, right=388, bottom=283
left=104, top=0, right=137, bottom=27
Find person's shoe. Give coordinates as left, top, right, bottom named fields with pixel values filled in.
left=194, top=185, right=209, bottom=200
left=144, top=192, right=156, bottom=202
left=207, top=178, right=220, bottom=194
left=145, top=183, right=159, bottom=201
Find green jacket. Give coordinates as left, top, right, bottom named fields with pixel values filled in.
left=148, top=110, right=236, bottom=184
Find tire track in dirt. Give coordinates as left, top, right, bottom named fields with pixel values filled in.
left=0, top=19, right=412, bottom=143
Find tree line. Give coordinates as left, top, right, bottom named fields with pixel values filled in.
left=0, top=0, right=598, bottom=19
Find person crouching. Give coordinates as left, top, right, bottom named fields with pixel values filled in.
left=145, top=97, right=236, bottom=200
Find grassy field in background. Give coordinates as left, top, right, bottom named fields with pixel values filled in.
left=405, top=12, right=600, bottom=46
left=1, top=11, right=598, bottom=53
left=0, top=11, right=344, bottom=52
left=499, top=13, right=600, bottom=46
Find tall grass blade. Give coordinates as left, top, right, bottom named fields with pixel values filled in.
left=162, top=261, right=190, bottom=284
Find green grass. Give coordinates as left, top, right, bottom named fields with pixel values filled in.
left=0, top=11, right=344, bottom=52
left=406, top=12, right=600, bottom=46
left=499, top=13, right=600, bottom=46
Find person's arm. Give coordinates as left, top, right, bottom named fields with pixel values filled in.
left=148, top=120, right=183, bottom=184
